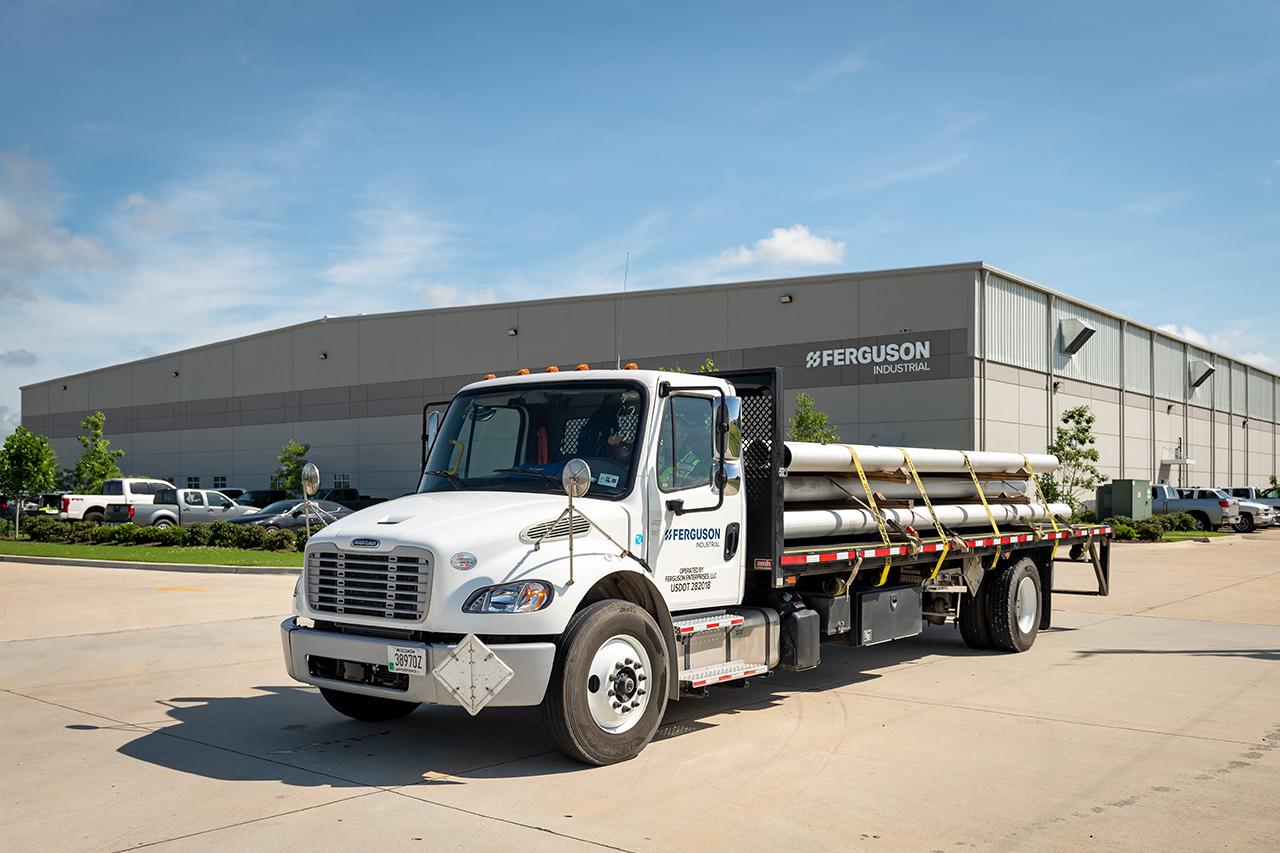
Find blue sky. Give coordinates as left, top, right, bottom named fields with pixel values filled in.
left=2, top=0, right=1278, bottom=436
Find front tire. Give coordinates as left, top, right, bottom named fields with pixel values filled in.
left=987, top=557, right=1042, bottom=652
left=1233, top=513, right=1255, bottom=533
left=540, top=600, right=670, bottom=765
left=319, top=687, right=419, bottom=721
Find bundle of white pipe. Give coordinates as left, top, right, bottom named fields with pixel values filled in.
left=783, top=443, right=1059, bottom=476
left=784, top=502, right=1071, bottom=539
left=784, top=475, right=1030, bottom=503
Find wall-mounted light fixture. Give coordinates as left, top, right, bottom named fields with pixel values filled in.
left=507, top=328, right=518, bottom=336
left=319, top=352, right=328, bottom=360
left=172, top=371, right=179, bottom=378
left=1166, top=404, right=1175, bottom=414
left=1243, top=418, right=1249, bottom=428
left=61, top=385, right=67, bottom=390
left=779, top=295, right=793, bottom=304
left=1052, top=381, right=1063, bottom=392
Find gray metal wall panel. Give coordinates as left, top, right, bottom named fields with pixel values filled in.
left=1215, top=355, right=1232, bottom=410
left=1052, top=301, right=1120, bottom=386
left=985, top=275, right=1048, bottom=372
left=1232, top=363, right=1248, bottom=415
left=1154, top=335, right=1185, bottom=401
left=1188, top=346, right=1214, bottom=408
left=1248, top=369, right=1273, bottom=421
left=1124, top=325, right=1152, bottom=394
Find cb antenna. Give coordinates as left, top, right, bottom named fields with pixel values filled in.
left=616, top=252, right=630, bottom=369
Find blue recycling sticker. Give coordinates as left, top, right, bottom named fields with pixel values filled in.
left=634, top=534, right=643, bottom=546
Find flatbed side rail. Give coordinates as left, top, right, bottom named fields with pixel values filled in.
left=777, top=524, right=1113, bottom=597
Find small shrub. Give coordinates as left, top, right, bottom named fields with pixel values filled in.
left=264, top=528, right=297, bottom=552
left=186, top=523, right=211, bottom=546
left=1113, top=524, right=1136, bottom=540
left=1072, top=509, right=1098, bottom=524
left=296, top=525, right=324, bottom=549
left=208, top=521, right=240, bottom=548
left=1135, top=519, right=1164, bottom=541
left=0, top=518, right=13, bottom=539
left=67, top=521, right=98, bottom=543
left=1104, top=515, right=1135, bottom=530
left=236, top=524, right=269, bottom=549
left=135, top=525, right=164, bottom=544
left=155, top=525, right=188, bottom=547
left=1165, top=512, right=1197, bottom=532
left=88, top=525, right=118, bottom=544
left=113, top=523, right=143, bottom=544
left=23, top=517, right=71, bottom=542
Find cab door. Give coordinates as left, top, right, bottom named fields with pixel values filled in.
left=645, top=393, right=745, bottom=610
left=180, top=490, right=206, bottom=526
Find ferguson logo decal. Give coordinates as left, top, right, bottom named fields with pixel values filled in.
left=806, top=340, right=931, bottom=373
left=663, top=527, right=722, bottom=549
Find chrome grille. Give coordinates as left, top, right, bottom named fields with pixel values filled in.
left=521, top=516, right=590, bottom=543
left=306, top=549, right=431, bottom=622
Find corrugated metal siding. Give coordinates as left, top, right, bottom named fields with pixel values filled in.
left=1052, top=301, right=1121, bottom=386
left=1232, top=363, right=1248, bottom=415
left=1248, top=369, right=1273, bottom=420
left=1154, top=335, right=1185, bottom=401
left=985, top=275, right=1048, bottom=372
left=1124, top=325, right=1152, bottom=394
left=1214, top=355, right=1232, bottom=410
left=1188, top=346, right=1214, bottom=408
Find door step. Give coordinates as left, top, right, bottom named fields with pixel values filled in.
left=671, top=611, right=744, bottom=636
left=679, top=660, right=768, bottom=688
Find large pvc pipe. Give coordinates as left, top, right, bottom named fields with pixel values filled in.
left=784, top=502, right=1071, bottom=539
left=783, top=443, right=1059, bottom=476
left=784, top=475, right=1030, bottom=503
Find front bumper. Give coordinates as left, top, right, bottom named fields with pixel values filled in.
left=280, top=618, right=555, bottom=708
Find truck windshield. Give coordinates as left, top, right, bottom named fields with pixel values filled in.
left=419, top=382, right=646, bottom=499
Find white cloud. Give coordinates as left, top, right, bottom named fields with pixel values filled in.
left=0, top=349, right=37, bottom=367
left=420, top=283, right=497, bottom=308
left=0, top=406, right=18, bottom=440
left=1122, top=191, right=1192, bottom=215
left=324, top=204, right=454, bottom=289
left=119, top=192, right=190, bottom=233
left=0, top=150, right=123, bottom=274
left=716, top=224, right=845, bottom=268
left=0, top=272, right=35, bottom=305
left=799, top=53, right=866, bottom=90
left=1156, top=323, right=1276, bottom=368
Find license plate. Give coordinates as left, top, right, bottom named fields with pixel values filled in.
left=387, top=645, right=427, bottom=677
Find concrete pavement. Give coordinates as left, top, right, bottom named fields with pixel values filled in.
left=2, top=532, right=1278, bottom=852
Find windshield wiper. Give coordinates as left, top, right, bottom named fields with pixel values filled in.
left=422, top=470, right=465, bottom=490
left=494, top=467, right=560, bottom=483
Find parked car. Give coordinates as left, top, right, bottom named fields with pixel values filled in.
left=234, top=489, right=290, bottom=509
left=105, top=488, right=258, bottom=528
left=1150, top=485, right=1241, bottom=531
left=214, top=488, right=246, bottom=501
left=2, top=493, right=62, bottom=521
left=311, top=488, right=387, bottom=511
left=226, top=499, right=353, bottom=532
left=1222, top=487, right=1280, bottom=511
left=1231, top=500, right=1276, bottom=534
left=59, top=478, right=174, bottom=523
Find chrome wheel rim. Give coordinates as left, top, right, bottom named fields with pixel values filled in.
left=1015, top=575, right=1038, bottom=634
left=585, top=634, right=651, bottom=735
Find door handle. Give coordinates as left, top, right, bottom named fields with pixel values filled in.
left=724, top=522, right=740, bottom=562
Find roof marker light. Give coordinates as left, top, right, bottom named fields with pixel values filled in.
left=576, top=364, right=589, bottom=371
left=546, top=366, right=559, bottom=372
left=624, top=363, right=638, bottom=370
left=483, top=373, right=496, bottom=380
left=516, top=369, right=530, bottom=375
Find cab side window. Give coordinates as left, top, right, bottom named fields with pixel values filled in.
left=184, top=491, right=204, bottom=506
left=208, top=492, right=231, bottom=508
left=656, top=396, right=714, bottom=492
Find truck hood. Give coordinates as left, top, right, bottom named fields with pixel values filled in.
left=313, top=490, right=634, bottom=575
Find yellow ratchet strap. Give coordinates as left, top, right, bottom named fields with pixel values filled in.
left=961, top=451, right=1002, bottom=570
left=1023, top=453, right=1061, bottom=561
left=902, top=449, right=950, bottom=582
left=846, top=445, right=894, bottom=587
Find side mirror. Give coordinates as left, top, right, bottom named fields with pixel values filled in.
left=291, top=510, right=302, bottom=518
left=427, top=410, right=440, bottom=454
left=717, top=396, right=742, bottom=461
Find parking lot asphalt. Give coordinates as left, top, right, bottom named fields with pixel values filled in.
left=2, top=532, right=1278, bottom=853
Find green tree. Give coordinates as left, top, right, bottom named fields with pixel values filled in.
left=271, top=440, right=312, bottom=498
left=59, top=411, right=125, bottom=494
left=659, top=357, right=719, bottom=374
left=1040, top=405, right=1108, bottom=513
left=787, top=392, right=841, bottom=444
left=0, top=427, right=59, bottom=540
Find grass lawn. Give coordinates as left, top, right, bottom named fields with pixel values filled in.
left=0, top=539, right=303, bottom=568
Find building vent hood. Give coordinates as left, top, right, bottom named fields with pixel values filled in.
left=1188, top=359, right=1215, bottom=389
left=1059, top=317, right=1097, bottom=356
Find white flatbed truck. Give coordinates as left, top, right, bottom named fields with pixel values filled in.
left=280, top=367, right=1112, bottom=764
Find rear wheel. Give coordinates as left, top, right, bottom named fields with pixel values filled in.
left=958, top=569, right=995, bottom=650
left=540, top=599, right=669, bottom=765
left=320, top=687, right=419, bottom=721
left=1191, top=513, right=1213, bottom=532
left=83, top=511, right=105, bottom=524
left=154, top=519, right=173, bottom=529
left=987, top=557, right=1042, bottom=652
left=1233, top=513, right=1255, bottom=534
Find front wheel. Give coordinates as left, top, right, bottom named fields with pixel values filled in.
left=987, top=557, right=1042, bottom=652
left=1233, top=514, right=1255, bottom=534
left=265, top=525, right=281, bottom=533
left=320, top=687, right=419, bottom=721
left=540, top=600, right=670, bottom=765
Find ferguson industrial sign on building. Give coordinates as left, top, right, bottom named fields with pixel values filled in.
left=21, top=262, right=1280, bottom=496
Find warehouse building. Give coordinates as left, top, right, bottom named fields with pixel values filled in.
left=20, top=262, right=1279, bottom=496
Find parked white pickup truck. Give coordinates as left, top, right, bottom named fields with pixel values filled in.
left=59, top=478, right=174, bottom=523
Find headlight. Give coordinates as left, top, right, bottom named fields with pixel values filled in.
left=464, top=581, right=554, bottom=613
